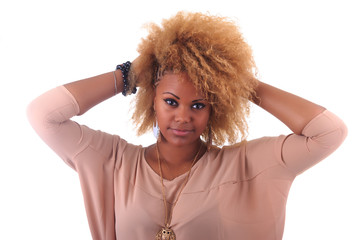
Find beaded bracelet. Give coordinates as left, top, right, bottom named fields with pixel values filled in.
left=116, top=61, right=137, bottom=96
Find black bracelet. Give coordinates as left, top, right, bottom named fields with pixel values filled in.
left=116, top=61, right=137, bottom=96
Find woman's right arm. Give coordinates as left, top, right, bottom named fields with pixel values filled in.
left=64, top=69, right=124, bottom=115
left=27, top=68, right=128, bottom=170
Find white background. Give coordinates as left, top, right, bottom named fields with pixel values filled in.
left=1, top=0, right=359, bottom=239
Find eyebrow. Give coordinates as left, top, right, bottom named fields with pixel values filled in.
left=163, top=92, right=180, bottom=99
left=162, top=92, right=205, bottom=102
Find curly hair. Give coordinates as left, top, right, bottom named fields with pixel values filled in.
left=130, top=11, right=258, bottom=146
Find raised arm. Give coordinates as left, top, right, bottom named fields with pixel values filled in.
left=64, top=69, right=124, bottom=115
left=252, top=81, right=326, bottom=135
left=26, top=63, right=134, bottom=170
left=250, top=80, right=347, bottom=175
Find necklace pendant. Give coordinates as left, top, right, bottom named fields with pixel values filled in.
left=156, top=227, right=176, bottom=240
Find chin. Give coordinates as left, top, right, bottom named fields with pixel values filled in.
left=161, top=134, right=199, bottom=147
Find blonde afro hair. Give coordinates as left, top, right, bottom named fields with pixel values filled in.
left=131, top=11, right=258, bottom=146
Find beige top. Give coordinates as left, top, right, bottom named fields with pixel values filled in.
left=27, top=86, right=347, bottom=240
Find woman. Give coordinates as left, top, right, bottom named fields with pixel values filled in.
left=27, top=12, right=347, bottom=240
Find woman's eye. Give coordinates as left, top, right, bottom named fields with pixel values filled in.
left=164, top=99, right=178, bottom=106
left=192, top=103, right=206, bottom=109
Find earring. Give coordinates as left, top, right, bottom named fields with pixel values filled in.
left=153, top=120, right=161, bottom=142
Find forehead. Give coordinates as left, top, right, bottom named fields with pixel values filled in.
left=156, top=72, right=204, bottom=98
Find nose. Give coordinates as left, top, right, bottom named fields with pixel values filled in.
left=175, top=106, right=191, bottom=123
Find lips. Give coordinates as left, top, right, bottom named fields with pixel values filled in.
left=170, top=128, right=194, bottom=136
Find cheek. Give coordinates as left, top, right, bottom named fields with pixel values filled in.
left=155, top=108, right=171, bottom=129
left=196, top=112, right=211, bottom=130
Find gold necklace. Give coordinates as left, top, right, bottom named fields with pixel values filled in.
left=155, top=142, right=202, bottom=240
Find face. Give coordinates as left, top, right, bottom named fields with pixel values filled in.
left=154, top=72, right=211, bottom=147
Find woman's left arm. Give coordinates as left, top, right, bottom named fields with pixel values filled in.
left=252, top=81, right=326, bottom=135
left=251, top=80, right=347, bottom=175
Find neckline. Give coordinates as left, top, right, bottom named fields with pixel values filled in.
left=142, top=146, right=208, bottom=183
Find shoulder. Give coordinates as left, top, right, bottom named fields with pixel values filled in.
left=113, top=138, right=145, bottom=170
left=216, top=136, right=287, bottom=161
left=207, top=136, right=288, bottom=180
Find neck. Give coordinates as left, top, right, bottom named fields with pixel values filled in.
left=157, top=138, right=203, bottom=168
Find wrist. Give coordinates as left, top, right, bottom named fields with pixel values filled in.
left=116, top=61, right=137, bottom=96
left=250, top=79, right=262, bottom=105
left=114, top=69, right=123, bottom=95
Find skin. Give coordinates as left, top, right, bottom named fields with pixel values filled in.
left=145, top=73, right=210, bottom=180
left=252, top=81, right=325, bottom=135
left=154, top=73, right=210, bottom=147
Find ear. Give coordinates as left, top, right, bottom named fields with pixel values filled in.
left=153, top=85, right=158, bottom=112
left=153, top=94, right=157, bottom=112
